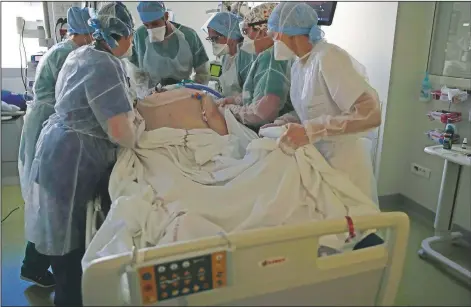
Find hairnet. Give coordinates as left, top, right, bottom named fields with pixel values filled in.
left=207, top=12, right=243, bottom=40
left=243, top=2, right=278, bottom=32
left=88, top=2, right=134, bottom=48
left=137, top=1, right=166, bottom=23
left=267, top=2, right=324, bottom=43
left=67, top=7, right=94, bottom=34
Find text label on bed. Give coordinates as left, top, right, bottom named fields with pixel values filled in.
left=259, top=257, right=287, bottom=268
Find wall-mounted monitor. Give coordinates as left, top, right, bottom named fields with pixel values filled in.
left=304, top=2, right=337, bottom=26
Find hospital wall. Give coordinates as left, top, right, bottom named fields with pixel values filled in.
left=379, top=2, right=471, bottom=231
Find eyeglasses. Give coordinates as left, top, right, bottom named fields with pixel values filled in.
left=241, top=20, right=268, bottom=35
left=206, top=35, right=223, bottom=43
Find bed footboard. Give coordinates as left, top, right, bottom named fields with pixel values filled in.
left=82, top=212, right=409, bottom=306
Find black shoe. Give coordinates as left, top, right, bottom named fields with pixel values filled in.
left=20, top=269, right=55, bottom=288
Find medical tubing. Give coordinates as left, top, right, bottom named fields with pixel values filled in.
left=180, top=83, right=224, bottom=99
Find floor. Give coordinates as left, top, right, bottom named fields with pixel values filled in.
left=1, top=185, right=471, bottom=306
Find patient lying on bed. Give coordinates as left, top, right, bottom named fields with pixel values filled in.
left=136, top=88, right=228, bottom=136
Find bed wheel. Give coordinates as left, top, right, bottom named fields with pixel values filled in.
left=418, top=249, right=427, bottom=259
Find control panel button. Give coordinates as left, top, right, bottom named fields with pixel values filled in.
left=184, top=271, right=190, bottom=276
left=171, top=290, right=179, bottom=296
left=193, top=285, right=200, bottom=292
left=199, top=276, right=205, bottom=281
left=216, top=272, right=223, bottom=278
left=217, top=280, right=223, bottom=286
left=171, top=273, right=178, bottom=279
left=203, top=283, right=209, bottom=289
left=184, top=279, right=191, bottom=285
left=182, top=261, right=190, bottom=268
left=158, top=266, right=166, bottom=273
left=161, top=292, right=168, bottom=299
left=144, top=284, right=153, bottom=292
left=198, top=268, right=205, bottom=274
left=170, top=263, right=178, bottom=270
left=216, top=254, right=223, bottom=261
left=142, top=272, right=152, bottom=281
left=160, top=276, right=166, bottom=281
left=182, top=287, right=190, bottom=294
left=160, top=283, right=167, bottom=290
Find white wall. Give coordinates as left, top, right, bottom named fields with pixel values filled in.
left=379, top=2, right=470, bottom=230
left=123, top=1, right=216, bottom=61
left=321, top=1, right=399, bottom=174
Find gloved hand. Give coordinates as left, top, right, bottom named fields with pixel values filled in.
left=260, top=120, right=286, bottom=130
left=216, top=94, right=243, bottom=107
left=217, top=97, right=235, bottom=107
left=278, top=123, right=310, bottom=154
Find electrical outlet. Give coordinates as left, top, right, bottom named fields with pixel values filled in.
left=411, top=163, right=431, bottom=179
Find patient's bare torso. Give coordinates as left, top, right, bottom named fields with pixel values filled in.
left=137, top=88, right=227, bottom=135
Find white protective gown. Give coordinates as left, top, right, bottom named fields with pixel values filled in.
left=290, top=41, right=379, bottom=205
left=219, top=54, right=241, bottom=97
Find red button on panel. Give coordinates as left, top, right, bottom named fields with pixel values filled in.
left=144, top=284, right=153, bottom=292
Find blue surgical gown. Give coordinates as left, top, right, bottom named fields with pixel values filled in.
left=24, top=45, right=133, bottom=256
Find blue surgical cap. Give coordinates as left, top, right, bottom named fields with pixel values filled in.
left=88, top=2, right=135, bottom=48
left=207, top=12, right=243, bottom=40
left=137, top=1, right=166, bottom=23
left=67, top=7, right=94, bottom=34
left=267, top=2, right=324, bottom=43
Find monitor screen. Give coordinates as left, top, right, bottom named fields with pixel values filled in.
left=210, top=63, right=223, bottom=78
left=304, top=2, right=337, bottom=26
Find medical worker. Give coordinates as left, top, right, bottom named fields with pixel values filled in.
left=131, top=1, right=210, bottom=87
left=18, top=6, right=95, bottom=289
left=23, top=2, right=136, bottom=305
left=218, top=2, right=293, bottom=131
left=205, top=12, right=256, bottom=96
left=266, top=2, right=382, bottom=203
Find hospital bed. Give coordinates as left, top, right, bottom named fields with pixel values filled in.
left=83, top=83, right=405, bottom=305
left=82, top=212, right=409, bottom=306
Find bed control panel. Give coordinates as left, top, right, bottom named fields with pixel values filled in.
left=135, top=251, right=227, bottom=305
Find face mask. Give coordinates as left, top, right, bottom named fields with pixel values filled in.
left=147, top=25, right=166, bottom=43
left=240, top=37, right=256, bottom=54
left=274, top=40, right=296, bottom=61
left=212, top=42, right=229, bottom=57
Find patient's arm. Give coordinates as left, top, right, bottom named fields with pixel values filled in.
left=201, top=94, right=228, bottom=135
left=136, top=88, right=228, bottom=135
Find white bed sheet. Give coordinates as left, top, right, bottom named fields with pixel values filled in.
left=83, top=110, right=380, bottom=270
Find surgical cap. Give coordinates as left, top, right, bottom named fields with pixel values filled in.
left=208, top=12, right=243, bottom=40
left=244, top=2, right=278, bottom=32
left=267, top=2, right=323, bottom=43
left=67, top=7, right=94, bottom=34
left=88, top=2, right=134, bottom=48
left=137, top=1, right=166, bottom=23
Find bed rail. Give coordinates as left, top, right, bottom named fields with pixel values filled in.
left=82, top=212, right=409, bottom=306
